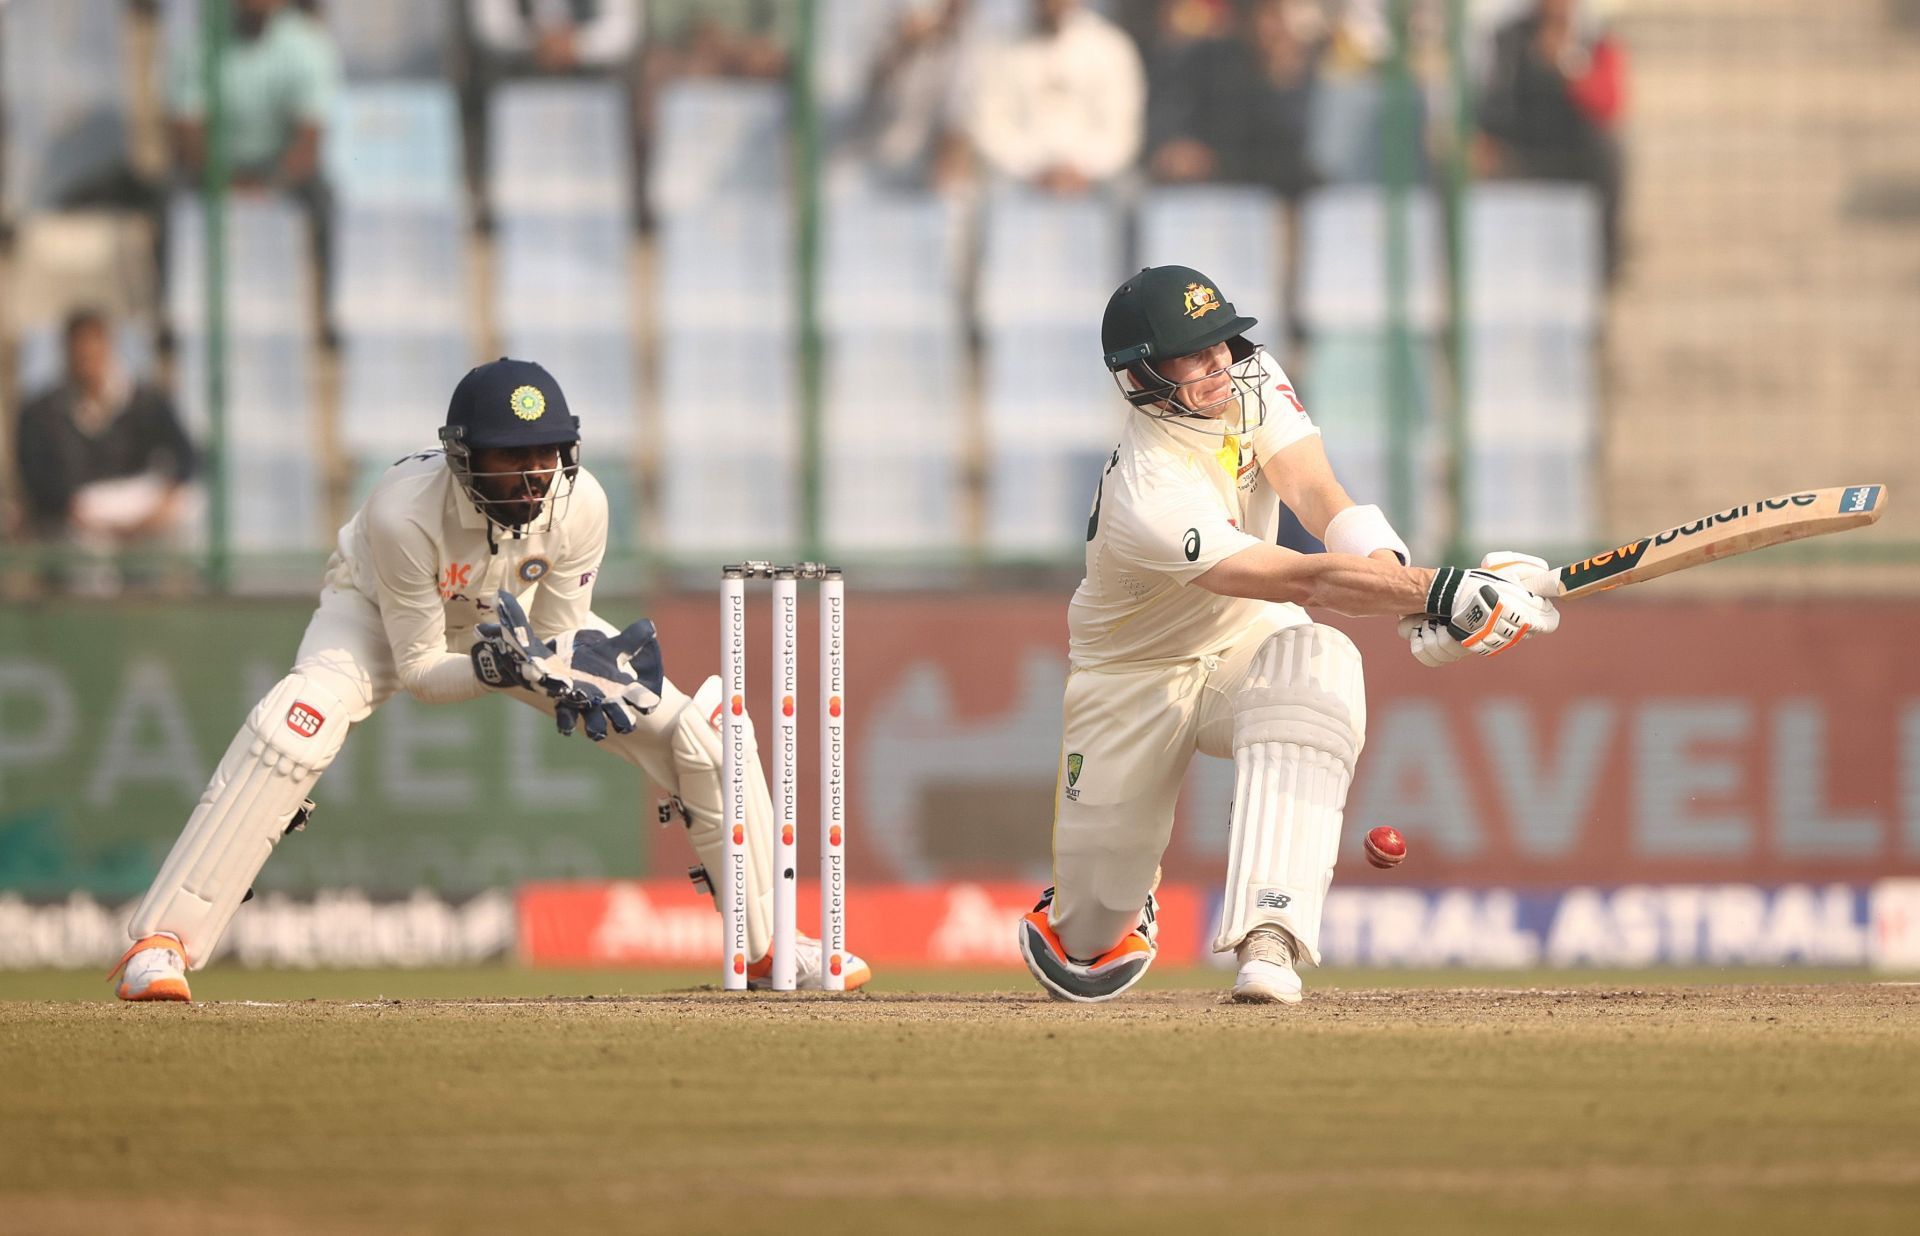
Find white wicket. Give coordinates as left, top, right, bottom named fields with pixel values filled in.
left=720, top=563, right=849, bottom=993
left=819, top=569, right=847, bottom=991
left=720, top=570, right=750, bottom=991
left=770, top=569, right=799, bottom=992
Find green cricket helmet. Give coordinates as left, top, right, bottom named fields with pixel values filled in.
left=1100, top=265, right=1268, bottom=433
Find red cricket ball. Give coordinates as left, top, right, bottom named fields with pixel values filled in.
left=1364, top=826, right=1406, bottom=869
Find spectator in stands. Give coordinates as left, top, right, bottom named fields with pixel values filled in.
left=1146, top=0, right=1327, bottom=202
left=1475, top=0, right=1627, bottom=278
left=961, top=0, right=1147, bottom=195
left=1130, top=0, right=1233, bottom=182
left=12, top=308, right=197, bottom=593
left=857, top=0, right=973, bottom=191
left=642, top=0, right=795, bottom=80
left=459, top=0, right=643, bottom=230
left=169, top=0, right=342, bottom=342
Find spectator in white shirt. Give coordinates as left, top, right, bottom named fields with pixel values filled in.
left=962, top=0, right=1147, bottom=194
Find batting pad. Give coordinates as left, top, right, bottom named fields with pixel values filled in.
left=664, top=676, right=776, bottom=962
left=129, top=674, right=352, bottom=967
left=1213, top=624, right=1367, bottom=962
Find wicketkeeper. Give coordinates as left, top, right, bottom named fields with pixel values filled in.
left=112, top=358, right=871, bottom=1000
left=1018, top=265, right=1560, bottom=1004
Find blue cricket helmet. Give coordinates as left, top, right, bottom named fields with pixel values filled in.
left=440, top=358, right=582, bottom=533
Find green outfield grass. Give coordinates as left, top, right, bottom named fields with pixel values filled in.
left=2, top=970, right=1915, bottom=1235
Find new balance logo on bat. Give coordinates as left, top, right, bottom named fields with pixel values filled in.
left=1256, top=890, right=1291, bottom=910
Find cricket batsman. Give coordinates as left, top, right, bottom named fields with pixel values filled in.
left=112, top=357, right=871, bottom=999
left=1017, top=265, right=1560, bottom=1004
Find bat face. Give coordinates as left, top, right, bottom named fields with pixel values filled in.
left=1550, top=485, right=1887, bottom=599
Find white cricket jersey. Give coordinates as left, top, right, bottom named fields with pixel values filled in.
left=320, top=451, right=609, bottom=704
left=1069, top=352, right=1320, bottom=669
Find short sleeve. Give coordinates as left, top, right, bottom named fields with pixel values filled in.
left=1106, top=467, right=1262, bottom=585
left=1248, top=353, right=1319, bottom=461
left=290, top=24, right=341, bottom=123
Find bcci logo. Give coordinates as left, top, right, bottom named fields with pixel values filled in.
left=1182, top=282, right=1221, bottom=320
left=285, top=702, right=324, bottom=737
left=518, top=556, right=551, bottom=583
left=510, top=384, right=547, bottom=422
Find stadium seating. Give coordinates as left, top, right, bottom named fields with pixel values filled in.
left=648, top=80, right=787, bottom=218
left=657, top=329, right=799, bottom=557
left=323, top=0, right=452, bottom=80
left=1296, top=184, right=1445, bottom=335
left=1462, top=183, right=1604, bottom=548
left=488, top=80, right=633, bottom=217
left=327, top=83, right=465, bottom=211
left=1, top=0, right=129, bottom=218
left=173, top=333, right=323, bottom=555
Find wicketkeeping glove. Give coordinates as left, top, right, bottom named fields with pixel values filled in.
left=473, top=591, right=664, bottom=741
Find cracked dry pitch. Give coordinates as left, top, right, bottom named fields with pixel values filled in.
left=3, top=983, right=1918, bottom=1235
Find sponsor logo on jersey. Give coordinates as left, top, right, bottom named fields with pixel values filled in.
left=286, top=702, right=325, bottom=737
left=518, top=556, right=551, bottom=583
left=1183, top=528, right=1201, bottom=562
left=440, top=562, right=473, bottom=599
left=510, top=384, right=547, bottom=421
left=1182, top=282, right=1221, bottom=319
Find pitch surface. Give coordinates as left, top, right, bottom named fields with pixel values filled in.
left=3, top=974, right=1916, bottom=1234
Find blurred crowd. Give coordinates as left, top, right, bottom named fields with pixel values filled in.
left=0, top=0, right=1626, bottom=587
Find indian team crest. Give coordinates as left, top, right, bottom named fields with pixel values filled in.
left=518, top=556, right=551, bottom=583
left=510, top=384, right=547, bottom=422
left=1183, top=282, right=1221, bottom=320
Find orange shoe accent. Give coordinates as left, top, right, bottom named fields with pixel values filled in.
left=107, top=933, right=184, bottom=981
left=838, top=959, right=873, bottom=991
left=1022, top=910, right=1150, bottom=971
left=745, top=951, right=773, bottom=980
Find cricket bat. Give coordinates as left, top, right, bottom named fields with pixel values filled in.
left=1540, top=484, right=1888, bottom=600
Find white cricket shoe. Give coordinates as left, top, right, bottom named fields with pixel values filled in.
left=1231, top=927, right=1303, bottom=1005
left=111, top=934, right=192, bottom=1002
left=747, top=934, right=872, bottom=991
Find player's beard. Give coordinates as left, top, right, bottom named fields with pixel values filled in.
left=478, top=470, right=552, bottom=528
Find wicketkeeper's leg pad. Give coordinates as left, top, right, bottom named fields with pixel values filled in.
left=1212, top=624, right=1367, bottom=963
left=128, top=673, right=354, bottom=967
left=629, top=675, right=776, bottom=963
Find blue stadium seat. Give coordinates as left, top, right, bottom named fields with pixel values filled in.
left=323, top=0, right=452, bottom=79
left=821, top=190, right=963, bottom=334
left=822, top=328, right=966, bottom=555
left=1, top=0, right=127, bottom=216
left=657, top=327, right=796, bottom=557
left=327, top=83, right=464, bottom=210
left=1297, top=185, right=1444, bottom=334
left=493, top=213, right=631, bottom=333
left=1466, top=182, right=1603, bottom=331
left=1465, top=326, right=1597, bottom=548
left=488, top=81, right=631, bottom=217
left=338, top=331, right=473, bottom=461
left=335, top=203, right=469, bottom=333
left=977, top=191, right=1125, bottom=328
left=167, top=196, right=314, bottom=337
left=1137, top=185, right=1286, bottom=348
left=648, top=80, right=787, bottom=218
left=656, top=199, right=793, bottom=331
left=173, top=333, right=322, bottom=553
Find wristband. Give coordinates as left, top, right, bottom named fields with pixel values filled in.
left=1323, top=503, right=1410, bottom=564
